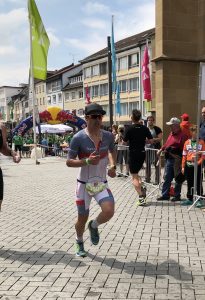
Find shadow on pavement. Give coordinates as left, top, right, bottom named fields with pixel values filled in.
left=0, top=249, right=192, bottom=281
left=0, top=249, right=86, bottom=267
left=86, top=253, right=192, bottom=281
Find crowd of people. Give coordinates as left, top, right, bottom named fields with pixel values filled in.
left=2, top=102, right=205, bottom=258
left=7, top=131, right=74, bottom=158
left=110, top=110, right=205, bottom=208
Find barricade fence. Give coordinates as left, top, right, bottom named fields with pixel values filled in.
left=17, top=144, right=68, bottom=159
left=115, top=145, right=205, bottom=207
left=116, top=145, right=162, bottom=184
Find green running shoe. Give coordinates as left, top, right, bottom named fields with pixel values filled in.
left=195, top=200, right=204, bottom=208
left=136, top=196, right=147, bottom=207
left=88, top=220, right=100, bottom=245
left=181, top=199, right=193, bottom=206
left=75, top=241, right=87, bottom=257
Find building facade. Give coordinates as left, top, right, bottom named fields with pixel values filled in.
left=81, top=28, right=155, bottom=125
left=0, top=86, right=23, bottom=122
left=35, top=81, right=47, bottom=112
left=62, top=70, right=84, bottom=116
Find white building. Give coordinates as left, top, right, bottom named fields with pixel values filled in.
left=0, top=86, right=23, bottom=121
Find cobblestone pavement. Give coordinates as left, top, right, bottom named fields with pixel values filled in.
left=0, top=156, right=205, bottom=300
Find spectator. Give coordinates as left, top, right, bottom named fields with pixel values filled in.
left=13, top=133, right=23, bottom=158
left=123, top=109, right=153, bottom=206
left=157, top=117, right=187, bottom=202
left=181, top=126, right=205, bottom=207
left=0, top=124, right=21, bottom=211
left=180, top=113, right=193, bottom=139
left=145, top=115, right=163, bottom=184
left=199, top=106, right=205, bottom=141
left=115, top=125, right=129, bottom=177
left=112, top=124, right=118, bottom=138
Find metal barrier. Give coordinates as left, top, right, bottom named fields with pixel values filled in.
left=115, top=145, right=205, bottom=209
left=115, top=145, right=162, bottom=202
left=116, top=145, right=162, bottom=182
left=20, top=144, right=68, bottom=159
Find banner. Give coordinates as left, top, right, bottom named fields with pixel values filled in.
left=116, top=82, right=121, bottom=115
left=85, top=85, right=91, bottom=104
left=201, top=63, right=205, bottom=100
left=12, top=110, right=86, bottom=137
left=28, top=0, right=50, bottom=80
left=142, top=45, right=152, bottom=101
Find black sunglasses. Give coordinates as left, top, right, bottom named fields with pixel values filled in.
left=89, top=114, right=103, bottom=119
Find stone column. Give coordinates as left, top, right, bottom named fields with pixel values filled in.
left=154, top=0, right=205, bottom=137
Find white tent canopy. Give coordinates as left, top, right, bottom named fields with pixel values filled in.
left=35, top=124, right=73, bottom=134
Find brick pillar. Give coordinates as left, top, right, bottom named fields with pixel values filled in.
left=154, top=0, right=205, bottom=138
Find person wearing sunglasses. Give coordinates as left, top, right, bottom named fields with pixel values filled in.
left=66, top=103, right=117, bottom=257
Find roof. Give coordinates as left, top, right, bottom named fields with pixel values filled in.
left=46, top=63, right=81, bottom=82
left=62, top=82, right=83, bottom=91
left=34, top=71, right=56, bottom=84
left=81, top=28, right=155, bottom=63
left=69, top=70, right=83, bottom=78
left=11, top=85, right=29, bottom=102
left=0, top=85, right=22, bottom=89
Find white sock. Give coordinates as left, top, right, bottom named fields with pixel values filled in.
left=76, top=236, right=83, bottom=243
left=91, top=219, right=99, bottom=229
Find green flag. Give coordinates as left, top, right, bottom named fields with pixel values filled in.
left=28, top=0, right=50, bottom=80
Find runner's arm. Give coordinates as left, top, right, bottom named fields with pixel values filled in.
left=108, top=149, right=117, bottom=168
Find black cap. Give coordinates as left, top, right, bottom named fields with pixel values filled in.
left=85, top=103, right=106, bottom=115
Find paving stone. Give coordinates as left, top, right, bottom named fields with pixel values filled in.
left=0, top=157, right=205, bottom=299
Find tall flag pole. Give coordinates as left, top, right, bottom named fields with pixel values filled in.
left=142, top=40, right=152, bottom=112
left=111, top=15, right=117, bottom=123
left=28, top=0, right=50, bottom=164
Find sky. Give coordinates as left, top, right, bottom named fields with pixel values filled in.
left=0, top=0, right=155, bottom=86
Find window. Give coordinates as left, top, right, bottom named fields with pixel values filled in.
left=36, top=87, right=38, bottom=94
left=47, top=96, right=51, bottom=105
left=52, top=95, right=56, bottom=104
left=92, top=65, right=99, bottom=76
left=40, top=98, right=42, bottom=105
left=47, top=80, right=61, bottom=93
left=128, top=53, right=139, bottom=68
left=129, top=78, right=139, bottom=91
left=92, top=85, right=99, bottom=98
left=102, top=105, right=109, bottom=114
left=118, top=56, right=127, bottom=70
left=100, top=84, right=108, bottom=96
left=25, top=102, right=28, bottom=108
left=58, top=93, right=62, bottom=102
left=119, top=80, right=127, bottom=92
left=79, top=91, right=83, bottom=99
left=65, top=92, right=70, bottom=102
left=42, top=85, right=44, bottom=92
left=39, top=86, right=41, bottom=93
left=129, top=101, right=140, bottom=115
left=100, top=62, right=107, bottom=75
left=43, top=97, right=45, bottom=105
left=121, top=103, right=128, bottom=116
left=84, top=67, right=91, bottom=78
left=71, top=92, right=76, bottom=100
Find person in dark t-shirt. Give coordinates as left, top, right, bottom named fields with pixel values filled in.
left=145, top=115, right=163, bottom=184
left=123, top=109, right=153, bottom=206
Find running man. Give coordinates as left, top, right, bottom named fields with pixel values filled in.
left=123, top=109, right=153, bottom=206
left=66, top=103, right=117, bottom=257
